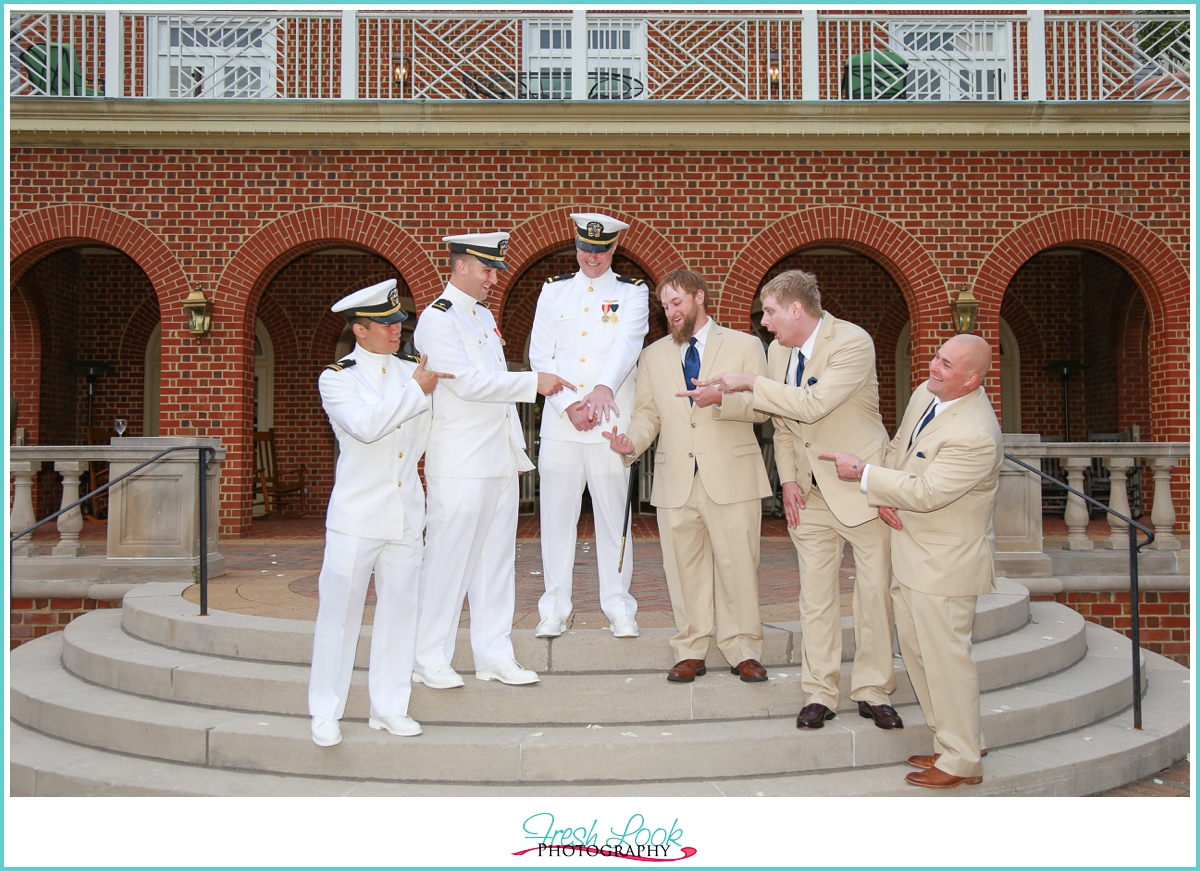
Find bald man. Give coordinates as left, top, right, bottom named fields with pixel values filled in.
left=822, top=334, right=1002, bottom=789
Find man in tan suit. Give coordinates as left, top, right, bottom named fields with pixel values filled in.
left=695, top=270, right=900, bottom=731
left=822, top=334, right=1002, bottom=788
left=604, top=268, right=772, bottom=683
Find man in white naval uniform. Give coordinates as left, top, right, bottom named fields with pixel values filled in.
left=413, top=232, right=576, bottom=689
left=528, top=212, right=649, bottom=638
left=309, top=279, right=452, bottom=748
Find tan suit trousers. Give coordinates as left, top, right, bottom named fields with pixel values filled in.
left=790, top=488, right=895, bottom=709
left=658, top=473, right=763, bottom=665
left=892, top=581, right=983, bottom=778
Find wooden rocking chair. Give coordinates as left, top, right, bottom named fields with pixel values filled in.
left=252, top=428, right=309, bottom=518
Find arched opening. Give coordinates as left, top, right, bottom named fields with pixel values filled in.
left=14, top=245, right=160, bottom=517
left=254, top=319, right=275, bottom=432
left=998, top=248, right=1150, bottom=441
left=998, top=318, right=1021, bottom=433
left=143, top=323, right=161, bottom=437
left=249, top=247, right=415, bottom=518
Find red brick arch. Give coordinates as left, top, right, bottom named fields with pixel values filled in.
left=720, top=208, right=941, bottom=335
left=208, top=206, right=442, bottom=535
left=9, top=205, right=191, bottom=312
left=495, top=208, right=688, bottom=320
left=974, top=208, right=1190, bottom=442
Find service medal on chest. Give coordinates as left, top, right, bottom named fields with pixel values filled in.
left=494, top=326, right=506, bottom=346
left=601, top=301, right=620, bottom=323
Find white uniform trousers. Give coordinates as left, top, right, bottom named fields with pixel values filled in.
left=891, top=580, right=984, bottom=778
left=414, top=473, right=520, bottom=671
left=536, top=439, right=637, bottom=623
left=308, top=525, right=420, bottom=720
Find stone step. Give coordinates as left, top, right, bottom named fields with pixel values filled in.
left=120, top=578, right=1032, bottom=671
left=13, top=617, right=1133, bottom=784
left=11, top=645, right=1187, bottom=796
left=62, top=600, right=1081, bottom=724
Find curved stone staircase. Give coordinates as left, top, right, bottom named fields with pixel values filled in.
left=10, top=578, right=1189, bottom=796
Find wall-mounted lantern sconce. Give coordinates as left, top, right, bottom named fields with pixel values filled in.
left=183, top=285, right=213, bottom=337
left=767, top=48, right=781, bottom=84
left=392, top=51, right=409, bottom=85
left=949, top=285, right=979, bottom=334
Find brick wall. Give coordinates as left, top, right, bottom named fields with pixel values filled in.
left=10, top=597, right=121, bottom=650
left=1032, top=591, right=1190, bottom=667
left=9, top=147, right=1190, bottom=536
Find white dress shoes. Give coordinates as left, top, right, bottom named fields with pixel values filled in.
left=412, top=664, right=465, bottom=689
left=476, top=659, right=540, bottom=685
left=535, top=615, right=567, bottom=638
left=610, top=615, right=640, bottom=638
left=368, top=713, right=423, bottom=737
left=311, top=716, right=342, bottom=747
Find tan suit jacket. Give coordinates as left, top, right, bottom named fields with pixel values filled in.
left=867, top=382, right=1003, bottom=596
left=624, top=324, right=771, bottom=507
left=753, top=316, right=888, bottom=528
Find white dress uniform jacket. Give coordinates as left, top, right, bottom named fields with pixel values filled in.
left=415, top=283, right=537, bottom=477
left=320, top=344, right=432, bottom=539
left=528, top=269, right=649, bottom=443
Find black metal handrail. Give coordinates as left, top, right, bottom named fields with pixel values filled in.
left=1005, top=453, right=1155, bottom=729
left=9, top=445, right=216, bottom=616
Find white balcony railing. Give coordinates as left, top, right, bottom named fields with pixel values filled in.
left=8, top=9, right=1192, bottom=103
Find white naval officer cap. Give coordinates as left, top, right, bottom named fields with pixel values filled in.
left=570, top=212, right=630, bottom=252
left=330, top=278, right=407, bottom=324
left=443, top=232, right=510, bottom=270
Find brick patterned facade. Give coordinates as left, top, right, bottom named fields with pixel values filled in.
left=1032, top=591, right=1191, bottom=668
left=8, top=148, right=1191, bottom=537
left=9, top=597, right=121, bottom=650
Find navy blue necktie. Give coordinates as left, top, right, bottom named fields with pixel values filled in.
left=794, top=349, right=806, bottom=386
left=911, top=401, right=937, bottom=446
left=683, top=337, right=700, bottom=405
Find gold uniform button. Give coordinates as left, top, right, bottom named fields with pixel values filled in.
left=478, top=339, right=483, bottom=344
left=588, top=287, right=594, bottom=293
left=398, top=453, right=404, bottom=459
left=397, top=482, right=403, bottom=487
left=578, top=383, right=585, bottom=388
left=581, top=331, right=587, bottom=337
left=580, top=357, right=586, bottom=362
left=584, top=306, right=590, bottom=312
left=381, top=367, right=387, bottom=374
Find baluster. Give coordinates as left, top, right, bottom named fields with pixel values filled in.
left=1061, top=456, right=1093, bottom=550
left=52, top=460, right=86, bottom=557
left=1102, top=455, right=1133, bottom=550
left=1149, top=457, right=1181, bottom=550
left=9, top=461, right=39, bottom=557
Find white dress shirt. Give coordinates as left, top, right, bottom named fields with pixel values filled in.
left=860, top=391, right=965, bottom=492
left=785, top=317, right=823, bottom=386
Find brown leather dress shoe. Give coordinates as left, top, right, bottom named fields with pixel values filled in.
left=857, top=700, right=904, bottom=729
left=795, top=703, right=836, bottom=729
left=905, top=765, right=983, bottom=788
left=907, top=753, right=940, bottom=769
left=730, top=659, right=768, bottom=682
left=667, top=659, right=706, bottom=682
left=908, top=750, right=987, bottom=769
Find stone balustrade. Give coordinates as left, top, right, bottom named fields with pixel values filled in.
left=9, top=438, right=226, bottom=596
left=997, top=435, right=1188, bottom=578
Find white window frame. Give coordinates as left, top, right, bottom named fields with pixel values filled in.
left=889, top=20, right=1011, bottom=101
left=523, top=16, right=646, bottom=100
left=146, top=15, right=277, bottom=98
